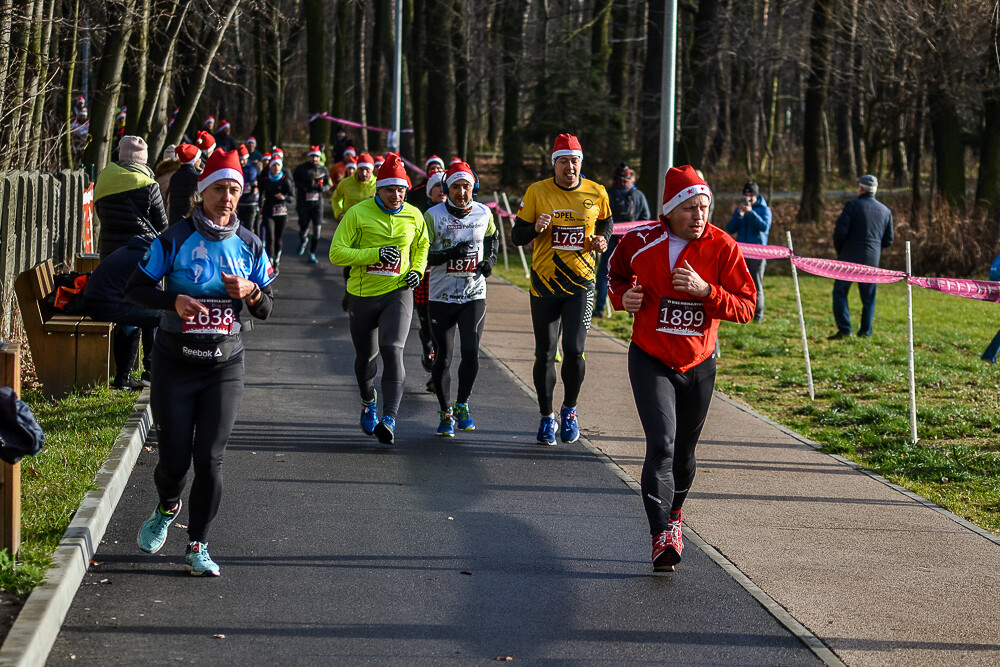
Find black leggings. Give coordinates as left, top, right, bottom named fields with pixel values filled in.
left=628, top=343, right=716, bottom=536
left=347, top=288, right=413, bottom=419
left=298, top=203, right=324, bottom=254
left=149, top=344, right=244, bottom=543
left=264, top=214, right=287, bottom=261
left=429, top=299, right=486, bottom=410
left=529, top=291, right=593, bottom=415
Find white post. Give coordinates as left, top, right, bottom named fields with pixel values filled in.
left=501, top=192, right=530, bottom=279
left=657, top=0, right=679, bottom=206
left=787, top=232, right=815, bottom=400
left=493, top=191, right=509, bottom=271
left=906, top=241, right=918, bottom=443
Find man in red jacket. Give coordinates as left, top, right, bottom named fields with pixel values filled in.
left=608, top=165, right=756, bottom=572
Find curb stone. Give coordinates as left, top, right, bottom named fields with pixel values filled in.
left=0, top=389, right=152, bottom=667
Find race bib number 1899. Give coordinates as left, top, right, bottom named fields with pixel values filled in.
left=551, top=225, right=586, bottom=251
left=656, top=297, right=707, bottom=337
left=182, top=297, right=235, bottom=335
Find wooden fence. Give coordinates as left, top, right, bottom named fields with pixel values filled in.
left=0, top=170, right=88, bottom=337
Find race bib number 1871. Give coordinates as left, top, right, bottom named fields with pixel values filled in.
left=656, top=297, right=707, bottom=337
left=446, top=253, right=478, bottom=276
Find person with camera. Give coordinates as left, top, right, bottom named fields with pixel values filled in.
left=424, top=162, right=497, bottom=437
left=328, top=153, right=429, bottom=445
left=726, top=181, right=772, bottom=322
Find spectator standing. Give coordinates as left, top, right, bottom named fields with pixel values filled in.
left=830, top=174, right=894, bottom=339
left=726, top=181, right=772, bottom=322
left=595, top=163, right=650, bottom=317
left=168, top=144, right=203, bottom=225
left=94, top=135, right=168, bottom=259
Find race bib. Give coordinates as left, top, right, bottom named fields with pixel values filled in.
left=551, top=225, right=586, bottom=251
left=656, top=297, right=707, bottom=337
left=305, top=191, right=320, bottom=201
left=366, top=257, right=402, bottom=276
left=272, top=203, right=288, bottom=216
left=182, top=297, right=236, bottom=335
left=445, top=253, right=478, bottom=276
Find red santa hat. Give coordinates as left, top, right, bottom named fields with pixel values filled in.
left=218, top=119, right=231, bottom=131
left=343, top=146, right=357, bottom=157
left=196, top=130, right=216, bottom=156
left=374, top=154, right=385, bottom=168
left=660, top=165, right=712, bottom=217
left=344, top=155, right=357, bottom=170
left=376, top=152, right=411, bottom=188
left=197, top=148, right=244, bottom=193
left=551, top=133, right=583, bottom=164
left=203, top=115, right=215, bottom=127
left=356, top=153, right=374, bottom=170
left=175, top=143, right=201, bottom=165
left=238, top=143, right=249, bottom=158
left=308, top=145, right=322, bottom=157
left=246, top=136, right=257, bottom=146
left=424, top=155, right=445, bottom=171
left=449, top=156, right=462, bottom=166
left=426, top=171, right=445, bottom=194
left=444, top=161, right=475, bottom=189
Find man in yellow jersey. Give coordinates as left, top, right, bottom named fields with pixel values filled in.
left=512, top=133, right=613, bottom=445
left=329, top=153, right=429, bottom=445
left=332, top=152, right=377, bottom=222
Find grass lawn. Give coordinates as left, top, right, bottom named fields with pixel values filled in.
left=0, top=387, right=136, bottom=596
left=495, top=262, right=1000, bottom=536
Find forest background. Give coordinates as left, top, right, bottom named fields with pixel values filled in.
left=2, top=0, right=999, bottom=276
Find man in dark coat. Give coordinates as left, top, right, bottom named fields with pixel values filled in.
left=94, top=136, right=168, bottom=259
left=830, top=174, right=894, bottom=339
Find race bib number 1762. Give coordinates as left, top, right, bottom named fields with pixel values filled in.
left=551, top=225, right=586, bottom=251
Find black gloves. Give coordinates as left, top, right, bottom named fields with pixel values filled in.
left=379, top=246, right=401, bottom=265
left=475, top=261, right=493, bottom=278
left=403, top=270, right=422, bottom=290
left=427, top=241, right=474, bottom=267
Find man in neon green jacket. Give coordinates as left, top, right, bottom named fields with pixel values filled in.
left=329, top=153, right=429, bottom=445
left=331, top=152, right=377, bottom=222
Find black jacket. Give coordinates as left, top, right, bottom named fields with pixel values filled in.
left=83, top=235, right=154, bottom=306
left=168, top=163, right=201, bottom=226
left=833, top=193, right=894, bottom=266
left=260, top=171, right=295, bottom=217
left=292, top=162, right=332, bottom=206
left=94, top=162, right=168, bottom=259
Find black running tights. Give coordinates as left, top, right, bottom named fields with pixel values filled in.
left=529, top=291, right=593, bottom=415
left=429, top=299, right=486, bottom=410
left=347, top=288, right=413, bottom=419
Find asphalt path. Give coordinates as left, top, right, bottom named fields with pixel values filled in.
left=48, top=227, right=822, bottom=665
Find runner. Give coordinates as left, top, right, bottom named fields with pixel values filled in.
left=167, top=144, right=203, bottom=225
left=236, top=144, right=260, bottom=234
left=328, top=153, right=429, bottom=445
left=607, top=165, right=755, bottom=571
left=330, top=146, right=357, bottom=188
left=512, top=133, right=613, bottom=445
left=260, top=153, right=294, bottom=271
left=406, top=155, right=446, bottom=212
left=424, top=162, right=497, bottom=436
left=331, top=152, right=378, bottom=310
left=125, top=147, right=276, bottom=576
left=415, top=171, right=447, bottom=387
left=293, top=146, right=332, bottom=263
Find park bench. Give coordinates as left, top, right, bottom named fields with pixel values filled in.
left=13, top=258, right=111, bottom=397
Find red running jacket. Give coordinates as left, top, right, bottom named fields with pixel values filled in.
left=608, top=221, right=756, bottom=373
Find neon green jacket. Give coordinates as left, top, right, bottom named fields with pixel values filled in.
left=332, top=173, right=377, bottom=219
left=329, top=197, right=429, bottom=297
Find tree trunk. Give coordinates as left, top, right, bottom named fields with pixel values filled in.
left=833, top=0, right=856, bottom=178
left=367, top=0, right=391, bottom=151
left=405, top=0, right=425, bottom=159
left=607, top=0, right=629, bottom=143
left=976, top=74, right=1000, bottom=228
left=908, top=90, right=924, bottom=224
left=124, top=0, right=151, bottom=137
left=304, top=0, right=329, bottom=148
left=253, top=7, right=269, bottom=148
left=452, top=0, right=469, bottom=160
left=638, top=0, right=665, bottom=204
left=83, top=0, right=136, bottom=176
left=928, top=85, right=965, bottom=210
left=139, top=0, right=195, bottom=157
left=500, top=0, right=527, bottom=185
left=27, top=0, right=56, bottom=170
left=63, top=0, right=80, bottom=169
left=166, top=0, right=241, bottom=150
left=678, top=0, right=720, bottom=167
left=797, top=0, right=833, bottom=223
left=424, top=0, right=453, bottom=157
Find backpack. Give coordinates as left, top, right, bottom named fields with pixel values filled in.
left=45, top=272, right=89, bottom=315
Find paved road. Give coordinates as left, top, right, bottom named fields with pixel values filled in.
left=47, top=229, right=820, bottom=665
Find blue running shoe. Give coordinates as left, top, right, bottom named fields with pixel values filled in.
left=437, top=410, right=455, bottom=437
left=308, top=253, right=318, bottom=263
left=536, top=415, right=557, bottom=445
left=185, top=541, right=220, bottom=577
left=375, top=415, right=396, bottom=445
left=360, top=392, right=379, bottom=435
left=560, top=406, right=579, bottom=443
left=453, top=403, right=475, bottom=431
left=137, top=500, right=181, bottom=554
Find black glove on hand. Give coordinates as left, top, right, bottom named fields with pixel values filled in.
left=403, top=270, right=421, bottom=290
left=475, top=261, right=493, bottom=278
left=379, top=246, right=401, bottom=265
left=445, top=240, right=474, bottom=260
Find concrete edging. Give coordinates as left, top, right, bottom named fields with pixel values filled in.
left=0, top=389, right=152, bottom=667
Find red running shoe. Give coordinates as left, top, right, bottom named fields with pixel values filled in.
left=652, top=522, right=683, bottom=572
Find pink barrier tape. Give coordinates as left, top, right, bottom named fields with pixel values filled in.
left=739, top=243, right=793, bottom=260
left=485, top=201, right=516, bottom=218
left=308, top=113, right=414, bottom=134
left=907, top=276, right=1000, bottom=303
left=791, top=257, right=907, bottom=283
left=612, top=220, right=653, bottom=235
left=399, top=155, right=427, bottom=179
